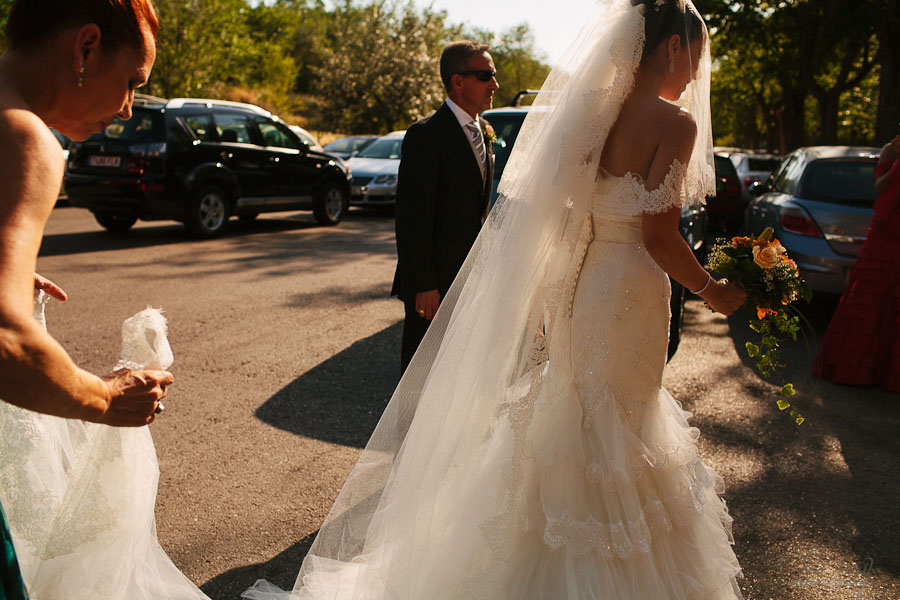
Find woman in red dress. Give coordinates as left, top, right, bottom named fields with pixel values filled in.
left=813, top=135, right=900, bottom=391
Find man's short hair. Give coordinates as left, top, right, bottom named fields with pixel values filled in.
left=440, top=41, right=490, bottom=94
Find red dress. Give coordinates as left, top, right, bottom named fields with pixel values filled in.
left=813, top=159, right=900, bottom=392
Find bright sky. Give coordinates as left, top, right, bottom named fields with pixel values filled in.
left=414, top=0, right=592, bottom=67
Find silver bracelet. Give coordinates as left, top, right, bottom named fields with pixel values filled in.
left=691, top=272, right=713, bottom=295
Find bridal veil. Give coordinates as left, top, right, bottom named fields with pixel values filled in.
left=246, top=1, right=716, bottom=598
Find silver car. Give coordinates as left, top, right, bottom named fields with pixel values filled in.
left=744, top=146, right=880, bottom=295
left=345, top=131, right=405, bottom=208
left=728, top=151, right=782, bottom=201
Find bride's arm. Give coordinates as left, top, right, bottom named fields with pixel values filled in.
left=640, top=113, right=745, bottom=315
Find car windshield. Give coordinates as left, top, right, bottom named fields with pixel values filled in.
left=358, top=137, right=402, bottom=159
left=327, top=137, right=373, bottom=153
left=747, top=157, right=781, bottom=172
left=485, top=113, right=526, bottom=180
left=87, top=108, right=165, bottom=143
left=801, top=160, right=877, bottom=205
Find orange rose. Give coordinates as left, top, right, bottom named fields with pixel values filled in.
left=757, top=307, right=778, bottom=319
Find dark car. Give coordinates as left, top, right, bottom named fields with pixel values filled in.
left=482, top=99, right=708, bottom=360
left=744, top=146, right=880, bottom=295
left=65, top=96, right=352, bottom=237
left=323, top=135, right=379, bottom=160
left=706, top=151, right=744, bottom=231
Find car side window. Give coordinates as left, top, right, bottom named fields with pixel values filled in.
left=182, top=114, right=214, bottom=142
left=214, top=112, right=254, bottom=144
left=257, top=119, right=302, bottom=150
left=771, top=155, right=798, bottom=193
left=776, top=155, right=804, bottom=195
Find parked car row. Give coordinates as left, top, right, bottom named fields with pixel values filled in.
left=706, top=148, right=783, bottom=231
left=744, top=145, right=880, bottom=296
left=65, top=96, right=352, bottom=237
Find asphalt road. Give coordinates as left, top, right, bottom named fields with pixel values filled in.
left=35, top=207, right=900, bottom=600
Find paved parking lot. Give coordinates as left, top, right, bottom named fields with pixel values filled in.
left=35, top=207, right=900, bottom=599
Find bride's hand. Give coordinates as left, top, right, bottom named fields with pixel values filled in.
left=700, top=279, right=746, bottom=315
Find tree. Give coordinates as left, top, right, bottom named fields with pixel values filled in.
left=315, top=1, right=456, bottom=133
left=875, top=0, right=900, bottom=144
left=469, top=23, right=551, bottom=108
left=147, top=0, right=253, bottom=98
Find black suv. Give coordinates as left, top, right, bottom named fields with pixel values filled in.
left=65, top=96, right=352, bottom=237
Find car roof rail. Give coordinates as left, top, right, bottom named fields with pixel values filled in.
left=133, top=92, right=168, bottom=107
left=510, top=90, right=541, bottom=107
left=165, top=98, right=272, bottom=116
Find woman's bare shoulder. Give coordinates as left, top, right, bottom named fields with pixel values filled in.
left=0, top=109, right=64, bottom=216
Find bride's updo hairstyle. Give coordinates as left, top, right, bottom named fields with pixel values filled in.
left=632, top=0, right=704, bottom=63
left=5, top=0, right=159, bottom=53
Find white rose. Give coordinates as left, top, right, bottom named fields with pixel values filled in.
left=752, top=245, right=781, bottom=269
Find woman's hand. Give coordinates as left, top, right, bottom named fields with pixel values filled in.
left=100, top=369, right=173, bottom=426
left=34, top=272, right=67, bottom=301
left=700, top=279, right=746, bottom=315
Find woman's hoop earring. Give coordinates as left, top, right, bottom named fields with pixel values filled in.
left=77, top=64, right=85, bottom=87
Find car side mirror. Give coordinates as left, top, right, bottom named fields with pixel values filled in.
left=349, top=150, right=359, bottom=157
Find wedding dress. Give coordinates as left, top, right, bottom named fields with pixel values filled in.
left=246, top=1, right=742, bottom=598
left=0, top=293, right=210, bottom=600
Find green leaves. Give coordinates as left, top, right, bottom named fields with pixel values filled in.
left=709, top=234, right=810, bottom=426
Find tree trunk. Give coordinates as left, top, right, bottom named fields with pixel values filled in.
left=876, top=0, right=900, bottom=144
left=779, top=88, right=807, bottom=154
left=817, top=90, right=842, bottom=145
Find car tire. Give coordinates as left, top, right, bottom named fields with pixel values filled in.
left=667, top=279, right=686, bottom=362
left=93, top=212, right=137, bottom=232
left=186, top=185, right=230, bottom=238
left=313, top=182, right=348, bottom=226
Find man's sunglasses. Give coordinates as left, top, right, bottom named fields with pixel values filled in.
left=456, top=70, right=496, bottom=82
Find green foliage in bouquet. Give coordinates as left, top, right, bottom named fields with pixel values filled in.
left=707, top=227, right=813, bottom=425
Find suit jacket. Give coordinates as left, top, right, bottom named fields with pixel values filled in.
left=391, top=103, right=495, bottom=301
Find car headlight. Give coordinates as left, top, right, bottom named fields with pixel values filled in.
left=374, top=174, right=397, bottom=185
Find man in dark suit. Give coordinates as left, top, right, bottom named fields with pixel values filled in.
left=392, top=41, right=499, bottom=372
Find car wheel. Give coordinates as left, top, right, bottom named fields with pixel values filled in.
left=93, top=212, right=137, bottom=232
left=186, top=185, right=229, bottom=238
left=667, top=279, right=686, bottom=362
left=313, top=182, right=348, bottom=226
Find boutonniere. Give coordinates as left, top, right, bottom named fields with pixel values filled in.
left=483, top=123, right=497, bottom=144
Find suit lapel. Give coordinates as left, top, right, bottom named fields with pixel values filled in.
left=438, top=105, right=484, bottom=189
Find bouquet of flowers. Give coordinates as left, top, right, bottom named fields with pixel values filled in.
left=707, top=227, right=812, bottom=425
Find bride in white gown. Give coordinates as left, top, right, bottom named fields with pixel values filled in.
left=246, top=1, right=746, bottom=598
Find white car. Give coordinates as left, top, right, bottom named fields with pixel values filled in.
left=344, top=131, right=405, bottom=208
left=728, top=151, right=782, bottom=202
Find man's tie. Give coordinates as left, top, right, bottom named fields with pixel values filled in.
left=465, top=120, right=486, bottom=179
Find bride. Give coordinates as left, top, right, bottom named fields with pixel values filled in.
left=246, top=0, right=746, bottom=598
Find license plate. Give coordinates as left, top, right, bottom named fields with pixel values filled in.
left=89, top=155, right=121, bottom=168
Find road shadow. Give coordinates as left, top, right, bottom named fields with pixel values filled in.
left=201, top=532, right=316, bottom=599
left=705, top=294, right=900, bottom=596
left=39, top=210, right=390, bottom=258
left=255, top=322, right=402, bottom=448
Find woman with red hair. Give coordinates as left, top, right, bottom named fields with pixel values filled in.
left=0, top=2, right=204, bottom=599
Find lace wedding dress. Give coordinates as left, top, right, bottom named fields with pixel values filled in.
left=245, top=2, right=742, bottom=598
left=0, top=293, right=210, bottom=600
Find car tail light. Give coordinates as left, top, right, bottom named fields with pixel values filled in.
left=779, top=204, right=823, bottom=238
left=743, top=176, right=752, bottom=187
left=726, top=176, right=740, bottom=197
